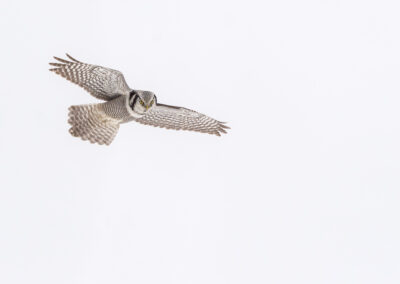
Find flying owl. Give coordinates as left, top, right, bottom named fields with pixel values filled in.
left=49, top=54, right=229, bottom=145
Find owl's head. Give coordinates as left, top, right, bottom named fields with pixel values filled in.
left=130, top=90, right=156, bottom=114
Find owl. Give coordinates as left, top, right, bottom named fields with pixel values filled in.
left=49, top=54, right=229, bottom=145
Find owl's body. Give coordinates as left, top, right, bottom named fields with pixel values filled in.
left=50, top=54, right=229, bottom=145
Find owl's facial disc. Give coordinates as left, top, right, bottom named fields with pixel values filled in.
left=129, top=90, right=156, bottom=114
left=138, top=91, right=156, bottom=111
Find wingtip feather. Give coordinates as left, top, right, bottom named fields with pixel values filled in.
left=66, top=53, right=81, bottom=63
left=53, top=56, right=71, bottom=64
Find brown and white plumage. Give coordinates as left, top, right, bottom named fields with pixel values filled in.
left=67, top=95, right=131, bottom=145
left=134, top=104, right=229, bottom=136
left=49, top=54, right=131, bottom=100
left=50, top=54, right=229, bottom=145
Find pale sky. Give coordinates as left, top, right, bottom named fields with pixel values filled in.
left=1, top=0, right=400, bottom=283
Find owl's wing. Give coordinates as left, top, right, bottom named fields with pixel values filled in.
left=49, top=54, right=131, bottom=101
left=68, top=102, right=120, bottom=145
left=134, top=103, right=229, bottom=136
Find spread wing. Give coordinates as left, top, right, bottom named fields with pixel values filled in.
left=134, top=103, right=229, bottom=136
left=49, top=54, right=131, bottom=101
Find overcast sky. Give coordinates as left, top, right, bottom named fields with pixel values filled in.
left=1, top=0, right=400, bottom=283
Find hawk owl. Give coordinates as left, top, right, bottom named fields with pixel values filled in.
left=49, top=54, right=229, bottom=145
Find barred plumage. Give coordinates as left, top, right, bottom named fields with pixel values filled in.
left=49, top=54, right=131, bottom=100
left=50, top=54, right=229, bottom=145
left=134, top=104, right=229, bottom=136
left=68, top=104, right=120, bottom=145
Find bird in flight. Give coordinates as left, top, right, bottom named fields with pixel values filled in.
left=49, top=54, right=229, bottom=145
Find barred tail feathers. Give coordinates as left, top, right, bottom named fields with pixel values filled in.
left=68, top=104, right=120, bottom=145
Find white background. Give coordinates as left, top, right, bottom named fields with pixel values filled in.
left=1, top=0, right=400, bottom=283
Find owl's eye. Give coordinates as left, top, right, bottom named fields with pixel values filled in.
left=140, top=99, right=145, bottom=106
left=150, top=99, right=154, bottom=106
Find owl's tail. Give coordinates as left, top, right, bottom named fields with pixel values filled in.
left=68, top=104, right=120, bottom=145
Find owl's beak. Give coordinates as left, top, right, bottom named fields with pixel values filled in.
left=145, top=105, right=149, bottom=110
